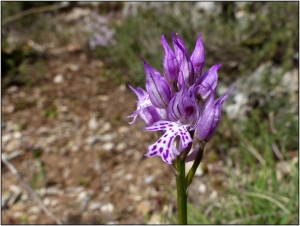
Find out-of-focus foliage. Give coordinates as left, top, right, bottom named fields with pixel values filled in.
left=92, top=2, right=298, bottom=86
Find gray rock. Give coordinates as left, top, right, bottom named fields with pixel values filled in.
left=86, top=136, right=99, bottom=145
left=198, top=183, right=207, bottom=194
left=100, top=203, right=114, bottom=212
left=116, top=143, right=127, bottom=151
left=144, top=175, right=154, bottom=184
left=77, top=191, right=90, bottom=203
left=13, top=131, right=22, bottom=139
left=7, top=86, right=18, bottom=94
left=53, top=74, right=64, bottom=84
left=106, top=221, right=119, bottom=224
left=102, top=142, right=114, bottom=151
left=46, top=187, right=60, bottom=196
left=2, top=134, right=12, bottom=143
left=88, top=202, right=101, bottom=210
left=99, top=133, right=117, bottom=142
left=46, top=135, right=57, bottom=144
left=88, top=116, right=99, bottom=131
left=118, top=126, right=129, bottom=133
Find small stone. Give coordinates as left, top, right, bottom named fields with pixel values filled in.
left=103, top=186, right=110, bottom=192
left=100, top=203, right=114, bottom=213
left=53, top=74, right=64, bottom=83
left=99, top=122, right=111, bottom=133
left=144, top=175, right=154, bottom=184
left=51, top=199, right=58, bottom=207
left=102, top=142, right=114, bottom=151
left=88, top=202, right=101, bottom=210
left=77, top=191, right=90, bottom=203
left=99, top=133, right=117, bottom=142
left=119, top=84, right=126, bottom=92
left=209, top=190, right=218, bottom=200
left=86, top=136, right=99, bottom=145
left=13, top=131, right=22, bottom=139
left=125, top=173, right=133, bottom=180
left=88, top=116, right=99, bottom=131
left=46, top=187, right=60, bottom=196
left=2, top=134, right=12, bottom=143
left=46, top=135, right=57, bottom=144
left=116, top=143, right=127, bottom=151
left=198, top=183, right=207, bottom=194
left=276, top=161, right=291, bottom=181
left=148, top=213, right=162, bottom=224
left=7, top=86, right=18, bottom=93
left=29, top=206, right=39, bottom=214
left=106, top=221, right=119, bottom=224
left=68, top=64, right=79, bottom=71
left=118, top=126, right=129, bottom=133
left=43, top=198, right=51, bottom=206
left=21, top=193, right=28, bottom=201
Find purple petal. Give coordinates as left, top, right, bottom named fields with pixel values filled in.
left=191, top=33, right=205, bottom=77
left=140, top=57, right=172, bottom=109
left=144, top=121, right=193, bottom=164
left=172, top=36, right=194, bottom=87
left=162, top=35, right=179, bottom=83
left=172, top=33, right=187, bottom=66
left=127, top=86, right=152, bottom=124
left=194, top=63, right=221, bottom=100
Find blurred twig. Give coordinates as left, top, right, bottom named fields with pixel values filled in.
left=233, top=125, right=265, bottom=165
left=2, top=154, right=62, bottom=224
left=2, top=2, right=70, bottom=26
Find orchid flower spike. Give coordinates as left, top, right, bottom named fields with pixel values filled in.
left=128, top=32, right=234, bottom=164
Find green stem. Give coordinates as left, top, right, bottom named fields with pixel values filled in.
left=176, top=156, right=187, bottom=224
left=186, top=141, right=205, bottom=188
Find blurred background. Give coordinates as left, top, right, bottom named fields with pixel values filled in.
left=1, top=2, right=298, bottom=224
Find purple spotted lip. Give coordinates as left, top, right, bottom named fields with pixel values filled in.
left=127, top=33, right=234, bottom=164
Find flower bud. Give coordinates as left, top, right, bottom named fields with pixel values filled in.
left=191, top=33, right=205, bottom=77
left=196, top=87, right=234, bottom=141
left=172, top=35, right=194, bottom=87
left=194, top=63, right=221, bottom=100
left=162, top=35, right=179, bottom=83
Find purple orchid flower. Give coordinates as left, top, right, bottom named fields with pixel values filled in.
left=128, top=33, right=234, bottom=164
